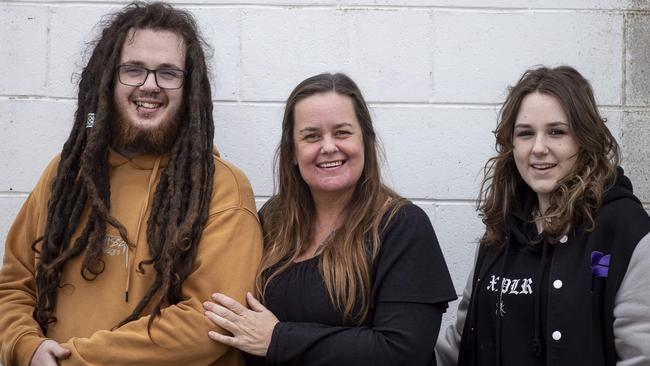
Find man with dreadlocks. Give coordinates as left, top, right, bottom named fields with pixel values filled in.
left=0, top=2, right=262, bottom=365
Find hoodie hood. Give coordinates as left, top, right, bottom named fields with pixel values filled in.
left=602, top=166, right=640, bottom=206
left=507, top=166, right=638, bottom=246
left=507, top=185, right=540, bottom=247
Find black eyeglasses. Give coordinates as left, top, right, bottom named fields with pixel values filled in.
left=116, top=64, right=187, bottom=90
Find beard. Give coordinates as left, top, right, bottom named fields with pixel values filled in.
left=111, top=101, right=183, bottom=156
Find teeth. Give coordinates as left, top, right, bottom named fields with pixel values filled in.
left=532, top=163, right=556, bottom=169
left=135, top=101, right=161, bottom=109
left=318, top=161, right=343, bottom=168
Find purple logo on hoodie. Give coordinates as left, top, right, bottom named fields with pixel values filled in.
left=591, top=251, right=611, bottom=278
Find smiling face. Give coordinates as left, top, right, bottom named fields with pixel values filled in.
left=293, top=92, right=365, bottom=201
left=112, top=28, right=186, bottom=155
left=513, top=92, right=579, bottom=211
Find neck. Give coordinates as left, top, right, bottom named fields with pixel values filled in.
left=111, top=144, right=165, bottom=159
left=292, top=191, right=350, bottom=261
left=111, top=144, right=138, bottom=159
left=537, top=193, right=550, bottom=214
left=312, top=190, right=352, bottom=223
left=535, top=194, right=550, bottom=234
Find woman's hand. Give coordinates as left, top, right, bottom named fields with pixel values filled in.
left=204, top=292, right=279, bottom=356
left=30, top=339, right=70, bottom=366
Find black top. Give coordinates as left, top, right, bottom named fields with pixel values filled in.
left=246, top=202, right=456, bottom=366
left=474, top=233, right=553, bottom=366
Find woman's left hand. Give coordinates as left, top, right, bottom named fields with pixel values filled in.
left=204, top=292, right=279, bottom=356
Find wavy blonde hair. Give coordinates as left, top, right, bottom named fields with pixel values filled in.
left=256, top=73, right=405, bottom=323
left=478, top=66, right=619, bottom=246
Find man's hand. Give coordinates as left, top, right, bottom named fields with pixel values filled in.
left=204, top=292, right=279, bottom=356
left=30, top=339, right=71, bottom=366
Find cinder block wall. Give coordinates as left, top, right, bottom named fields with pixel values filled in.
left=1, top=0, right=649, bottom=337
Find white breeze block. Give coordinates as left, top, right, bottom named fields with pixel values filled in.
left=47, top=5, right=115, bottom=98
left=343, top=8, right=433, bottom=102
left=0, top=5, right=48, bottom=96
left=213, top=102, right=284, bottom=197
left=241, top=7, right=434, bottom=102
left=192, top=7, right=242, bottom=101
left=373, top=106, right=497, bottom=200
left=433, top=203, right=483, bottom=293
left=0, top=99, right=74, bottom=192
left=0, top=195, right=28, bottom=265
left=432, top=11, right=623, bottom=105
left=240, top=8, right=350, bottom=101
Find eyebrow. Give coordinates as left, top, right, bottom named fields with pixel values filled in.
left=297, top=122, right=354, bottom=134
left=120, top=60, right=184, bottom=70
left=514, top=121, right=569, bottom=129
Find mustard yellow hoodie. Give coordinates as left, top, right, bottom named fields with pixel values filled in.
left=0, top=149, right=263, bottom=365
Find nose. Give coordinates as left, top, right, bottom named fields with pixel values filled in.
left=320, top=135, right=339, bottom=154
left=141, top=71, right=160, bottom=91
left=531, top=135, right=549, bottom=155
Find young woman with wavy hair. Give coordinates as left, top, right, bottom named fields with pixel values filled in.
left=436, top=66, right=650, bottom=366
left=204, top=72, right=456, bottom=365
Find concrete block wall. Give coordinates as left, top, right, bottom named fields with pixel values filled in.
left=1, top=0, right=649, bottom=341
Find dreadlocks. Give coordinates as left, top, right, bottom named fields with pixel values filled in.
left=32, top=2, right=215, bottom=333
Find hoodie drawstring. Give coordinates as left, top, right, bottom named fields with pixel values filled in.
left=124, top=155, right=162, bottom=302
left=531, top=239, right=549, bottom=357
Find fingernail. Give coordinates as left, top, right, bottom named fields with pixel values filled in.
left=203, top=301, right=210, bottom=308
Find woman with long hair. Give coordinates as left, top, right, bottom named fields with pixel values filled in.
left=436, top=66, right=650, bottom=366
left=204, top=72, right=456, bottom=365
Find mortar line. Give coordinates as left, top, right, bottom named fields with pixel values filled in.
left=4, top=1, right=648, bottom=13
left=3, top=96, right=647, bottom=111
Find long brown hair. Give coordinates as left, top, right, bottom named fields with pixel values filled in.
left=257, top=73, right=404, bottom=323
left=33, top=2, right=215, bottom=333
left=478, top=66, right=619, bottom=246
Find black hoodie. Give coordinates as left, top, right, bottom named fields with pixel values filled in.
left=457, top=168, right=650, bottom=366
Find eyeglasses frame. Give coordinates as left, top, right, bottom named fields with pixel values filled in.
left=116, top=64, right=188, bottom=90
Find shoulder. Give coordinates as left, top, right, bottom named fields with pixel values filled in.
left=209, top=154, right=257, bottom=216
left=382, top=201, right=433, bottom=236
left=378, top=200, right=438, bottom=257
left=395, top=200, right=428, bottom=219
left=373, top=200, right=456, bottom=304
left=598, top=196, right=648, bottom=219
left=30, top=155, right=62, bottom=201
left=595, top=197, right=650, bottom=236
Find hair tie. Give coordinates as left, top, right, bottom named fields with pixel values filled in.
left=86, top=113, right=95, bottom=128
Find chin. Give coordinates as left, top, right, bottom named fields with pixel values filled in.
left=529, top=184, right=557, bottom=196
left=130, top=117, right=166, bottom=130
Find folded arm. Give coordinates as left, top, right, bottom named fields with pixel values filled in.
left=58, top=208, right=262, bottom=366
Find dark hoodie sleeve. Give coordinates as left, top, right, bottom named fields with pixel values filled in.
left=266, top=203, right=456, bottom=365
